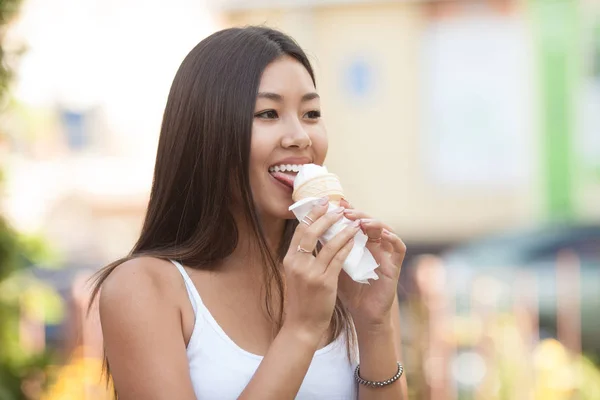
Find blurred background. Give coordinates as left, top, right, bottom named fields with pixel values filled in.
left=0, top=0, right=599, bottom=398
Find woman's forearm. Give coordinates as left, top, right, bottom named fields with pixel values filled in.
left=238, top=325, right=319, bottom=399
left=355, top=319, right=404, bottom=400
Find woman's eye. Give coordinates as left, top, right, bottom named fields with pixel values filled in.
left=255, top=110, right=279, bottom=119
left=305, top=110, right=321, bottom=120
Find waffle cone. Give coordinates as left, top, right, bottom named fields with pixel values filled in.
left=293, top=173, right=344, bottom=205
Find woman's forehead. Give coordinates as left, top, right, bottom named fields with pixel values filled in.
left=258, top=56, right=315, bottom=95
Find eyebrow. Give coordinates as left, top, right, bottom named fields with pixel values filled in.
left=257, top=92, right=320, bottom=102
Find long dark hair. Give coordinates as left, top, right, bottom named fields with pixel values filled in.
left=89, top=26, right=355, bottom=393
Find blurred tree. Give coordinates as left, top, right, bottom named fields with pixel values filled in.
left=0, top=0, right=23, bottom=282
left=0, top=1, right=57, bottom=399
left=0, top=0, right=23, bottom=100
left=0, top=218, right=53, bottom=400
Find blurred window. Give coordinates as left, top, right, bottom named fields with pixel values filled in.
left=60, top=110, right=89, bottom=151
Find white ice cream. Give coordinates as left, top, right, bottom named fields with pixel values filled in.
left=293, top=164, right=329, bottom=190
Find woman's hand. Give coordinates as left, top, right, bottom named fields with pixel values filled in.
left=337, top=198, right=406, bottom=328
left=282, top=197, right=362, bottom=342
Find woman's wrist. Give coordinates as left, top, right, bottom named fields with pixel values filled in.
left=279, top=323, right=323, bottom=353
left=354, top=318, right=400, bottom=386
left=355, top=316, right=394, bottom=343
left=352, top=311, right=393, bottom=335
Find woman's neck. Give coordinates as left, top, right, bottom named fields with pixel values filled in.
left=220, top=209, right=286, bottom=276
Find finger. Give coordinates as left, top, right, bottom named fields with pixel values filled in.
left=380, top=239, right=394, bottom=253
left=316, top=220, right=361, bottom=269
left=289, top=198, right=330, bottom=251
left=324, top=235, right=355, bottom=279
left=382, top=229, right=407, bottom=267
left=360, top=218, right=394, bottom=237
left=364, top=236, right=388, bottom=265
left=340, top=198, right=353, bottom=209
left=360, top=219, right=387, bottom=242
left=342, top=208, right=367, bottom=220
left=296, top=206, right=345, bottom=253
left=343, top=210, right=395, bottom=233
left=342, top=208, right=369, bottom=235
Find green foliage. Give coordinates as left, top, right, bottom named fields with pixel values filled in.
left=0, top=216, right=20, bottom=279
left=0, top=1, right=59, bottom=399
left=0, top=216, right=59, bottom=400
left=0, top=0, right=21, bottom=24
left=0, top=190, right=61, bottom=398
left=0, top=0, right=23, bottom=102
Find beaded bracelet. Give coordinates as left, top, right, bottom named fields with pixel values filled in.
left=354, top=362, right=403, bottom=388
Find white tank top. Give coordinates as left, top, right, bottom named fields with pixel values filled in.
left=170, top=260, right=358, bottom=399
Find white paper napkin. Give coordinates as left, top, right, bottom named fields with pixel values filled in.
left=289, top=197, right=379, bottom=284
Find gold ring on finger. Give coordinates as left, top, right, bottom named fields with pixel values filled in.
left=297, top=245, right=312, bottom=254
left=368, top=236, right=383, bottom=243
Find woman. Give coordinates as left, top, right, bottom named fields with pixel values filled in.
left=92, top=26, right=407, bottom=399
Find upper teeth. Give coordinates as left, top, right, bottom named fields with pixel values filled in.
left=269, top=164, right=302, bottom=173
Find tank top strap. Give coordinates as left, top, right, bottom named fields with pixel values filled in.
left=169, top=259, right=203, bottom=316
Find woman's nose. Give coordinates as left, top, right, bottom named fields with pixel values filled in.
left=281, top=118, right=312, bottom=149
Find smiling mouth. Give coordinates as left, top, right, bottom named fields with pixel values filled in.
left=268, top=164, right=304, bottom=190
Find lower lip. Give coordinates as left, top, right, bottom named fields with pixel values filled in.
left=269, top=173, right=293, bottom=193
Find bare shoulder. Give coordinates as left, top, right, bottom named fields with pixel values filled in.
left=98, top=257, right=198, bottom=399
left=99, top=257, right=182, bottom=317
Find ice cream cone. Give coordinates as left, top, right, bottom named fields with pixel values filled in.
left=292, top=173, right=344, bottom=205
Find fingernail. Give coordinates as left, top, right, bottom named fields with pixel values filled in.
left=361, top=219, right=373, bottom=225
left=343, top=209, right=353, bottom=214
left=319, top=196, right=329, bottom=205
left=352, top=219, right=361, bottom=227
left=331, top=206, right=344, bottom=213
left=383, top=229, right=392, bottom=235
